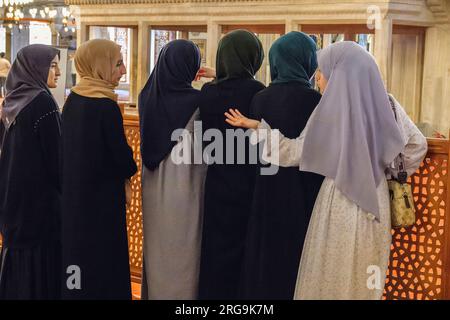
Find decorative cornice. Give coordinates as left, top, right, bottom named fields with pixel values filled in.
left=426, top=0, right=449, bottom=21
left=66, top=0, right=274, bottom=4
left=64, top=0, right=448, bottom=25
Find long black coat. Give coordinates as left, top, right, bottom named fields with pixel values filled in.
left=240, top=82, right=324, bottom=300
left=0, top=92, right=62, bottom=299
left=198, top=78, right=265, bottom=300
left=61, top=92, right=137, bottom=300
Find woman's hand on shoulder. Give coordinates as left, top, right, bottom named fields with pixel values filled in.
left=225, top=108, right=260, bottom=130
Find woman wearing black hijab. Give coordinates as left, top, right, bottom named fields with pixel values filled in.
left=0, top=44, right=61, bottom=299
left=138, top=39, right=215, bottom=300
left=239, top=32, right=324, bottom=300
left=198, top=29, right=265, bottom=300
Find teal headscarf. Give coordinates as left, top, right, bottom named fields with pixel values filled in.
left=269, top=31, right=317, bottom=86
left=215, top=29, right=264, bottom=83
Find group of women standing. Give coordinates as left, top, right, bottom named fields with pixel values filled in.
left=0, top=28, right=427, bottom=300
left=139, top=29, right=427, bottom=301
left=0, top=39, right=136, bottom=299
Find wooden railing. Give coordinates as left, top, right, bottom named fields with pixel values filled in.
left=124, top=114, right=450, bottom=300
left=1, top=113, right=448, bottom=299
left=384, top=138, right=450, bottom=299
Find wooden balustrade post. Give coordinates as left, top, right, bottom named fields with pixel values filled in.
left=444, top=135, right=450, bottom=299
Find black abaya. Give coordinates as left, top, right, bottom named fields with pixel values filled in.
left=0, top=92, right=62, bottom=299
left=198, top=78, right=265, bottom=300
left=61, top=92, right=137, bottom=300
left=239, top=82, right=324, bottom=300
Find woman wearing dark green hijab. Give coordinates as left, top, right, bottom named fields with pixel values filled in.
left=198, top=29, right=265, bottom=299
left=214, top=29, right=264, bottom=83
left=239, top=31, right=324, bottom=299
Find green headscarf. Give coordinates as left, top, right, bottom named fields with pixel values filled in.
left=215, top=29, right=264, bottom=83
left=269, top=31, right=317, bottom=86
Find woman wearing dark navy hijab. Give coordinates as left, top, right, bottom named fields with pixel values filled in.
left=139, top=39, right=215, bottom=300
left=240, top=32, right=324, bottom=300
left=198, top=29, right=265, bottom=300
left=0, top=44, right=61, bottom=299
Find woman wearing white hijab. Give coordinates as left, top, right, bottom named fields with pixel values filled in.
left=225, top=41, right=427, bottom=299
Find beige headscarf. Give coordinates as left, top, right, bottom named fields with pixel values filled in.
left=72, top=39, right=122, bottom=101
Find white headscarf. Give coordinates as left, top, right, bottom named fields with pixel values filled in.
left=300, top=41, right=406, bottom=220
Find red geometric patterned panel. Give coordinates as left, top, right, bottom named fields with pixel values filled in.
left=384, top=155, right=448, bottom=300
left=124, top=119, right=144, bottom=282
left=123, top=116, right=450, bottom=299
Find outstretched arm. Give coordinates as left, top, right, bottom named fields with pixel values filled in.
left=225, top=108, right=303, bottom=168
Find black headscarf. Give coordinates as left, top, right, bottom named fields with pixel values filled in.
left=215, top=29, right=264, bottom=83
left=138, top=39, right=201, bottom=170
left=1, top=44, right=59, bottom=129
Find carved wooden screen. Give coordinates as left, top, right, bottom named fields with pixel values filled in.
left=384, top=139, right=450, bottom=300
left=123, top=114, right=144, bottom=283
left=123, top=115, right=450, bottom=299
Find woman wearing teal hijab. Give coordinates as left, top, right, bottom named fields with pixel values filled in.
left=239, top=31, right=324, bottom=299
left=198, top=29, right=265, bottom=299
left=269, top=31, right=318, bottom=86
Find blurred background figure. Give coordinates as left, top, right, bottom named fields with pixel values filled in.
left=0, top=52, right=11, bottom=99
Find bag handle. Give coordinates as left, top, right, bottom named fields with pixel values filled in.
left=388, top=95, right=408, bottom=184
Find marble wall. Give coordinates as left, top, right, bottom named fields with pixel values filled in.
left=421, top=25, right=450, bottom=135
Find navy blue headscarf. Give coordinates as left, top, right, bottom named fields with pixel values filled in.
left=138, top=39, right=201, bottom=170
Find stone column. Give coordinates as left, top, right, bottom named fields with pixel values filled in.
left=322, top=34, right=333, bottom=48
left=420, top=25, right=450, bottom=133
left=373, top=16, right=392, bottom=88
left=5, top=27, right=12, bottom=61
left=10, top=25, right=30, bottom=61
left=77, top=21, right=88, bottom=47
left=50, top=23, right=59, bottom=46
left=129, top=27, right=139, bottom=104
left=74, top=21, right=88, bottom=84
left=206, top=20, right=221, bottom=68
left=136, top=21, right=150, bottom=106
left=285, top=19, right=299, bottom=34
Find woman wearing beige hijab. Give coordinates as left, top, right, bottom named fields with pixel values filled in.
left=61, top=39, right=137, bottom=300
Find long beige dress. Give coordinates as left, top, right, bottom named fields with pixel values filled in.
left=141, top=110, right=207, bottom=300
left=255, top=99, right=427, bottom=300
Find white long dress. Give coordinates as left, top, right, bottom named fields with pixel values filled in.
left=141, top=110, right=207, bottom=300
left=256, top=100, right=427, bottom=300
